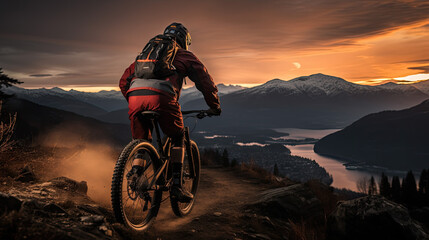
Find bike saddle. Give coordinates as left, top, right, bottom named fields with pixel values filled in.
left=141, top=111, right=160, bottom=119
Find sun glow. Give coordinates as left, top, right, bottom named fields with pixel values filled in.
left=60, top=86, right=120, bottom=92
left=354, top=79, right=393, bottom=85
left=394, top=73, right=429, bottom=82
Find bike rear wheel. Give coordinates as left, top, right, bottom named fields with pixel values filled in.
left=111, top=139, right=163, bottom=231
left=170, top=140, right=201, bottom=217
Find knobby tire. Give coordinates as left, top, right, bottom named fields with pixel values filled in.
left=111, top=139, right=163, bottom=231
left=170, top=140, right=201, bottom=217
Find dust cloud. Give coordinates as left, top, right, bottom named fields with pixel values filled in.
left=38, top=126, right=121, bottom=206
left=56, top=144, right=116, bottom=206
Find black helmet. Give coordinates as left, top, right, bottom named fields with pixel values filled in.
left=164, top=22, right=191, bottom=50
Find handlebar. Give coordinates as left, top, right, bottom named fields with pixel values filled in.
left=181, top=110, right=214, bottom=119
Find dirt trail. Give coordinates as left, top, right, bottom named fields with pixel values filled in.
left=145, top=166, right=285, bottom=240
left=0, top=147, right=289, bottom=240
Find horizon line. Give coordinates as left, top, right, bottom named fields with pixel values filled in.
left=13, top=73, right=429, bottom=93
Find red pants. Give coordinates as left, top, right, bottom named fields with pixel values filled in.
left=128, top=94, right=184, bottom=140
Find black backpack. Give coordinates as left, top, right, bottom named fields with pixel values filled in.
left=134, top=35, right=179, bottom=79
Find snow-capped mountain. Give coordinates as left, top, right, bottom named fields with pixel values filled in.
left=4, top=86, right=127, bottom=114
left=4, top=86, right=109, bottom=118
left=5, top=74, right=428, bottom=130
left=217, top=83, right=247, bottom=94
left=243, top=73, right=426, bottom=97
left=179, top=83, right=246, bottom=105
left=184, top=73, right=429, bottom=130
left=377, top=80, right=429, bottom=95
left=246, top=74, right=372, bottom=96
left=66, top=89, right=126, bottom=111
left=411, top=79, right=429, bottom=95
left=5, top=82, right=245, bottom=115
left=4, top=83, right=246, bottom=123
left=98, top=83, right=247, bottom=124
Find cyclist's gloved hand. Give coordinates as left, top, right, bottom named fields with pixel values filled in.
left=207, top=107, right=221, bottom=116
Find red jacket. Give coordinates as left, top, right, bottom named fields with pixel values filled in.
left=119, top=48, right=220, bottom=110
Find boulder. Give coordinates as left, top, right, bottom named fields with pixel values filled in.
left=21, top=199, right=42, bottom=212
left=43, top=203, right=68, bottom=215
left=15, top=165, right=36, bottom=182
left=48, top=177, right=88, bottom=194
left=248, top=183, right=324, bottom=222
left=0, top=192, right=22, bottom=215
left=327, top=195, right=428, bottom=240
left=80, top=215, right=105, bottom=226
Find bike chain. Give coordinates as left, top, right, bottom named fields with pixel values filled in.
left=161, top=195, right=170, bottom=203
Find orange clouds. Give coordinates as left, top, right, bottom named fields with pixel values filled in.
left=1, top=0, right=429, bottom=88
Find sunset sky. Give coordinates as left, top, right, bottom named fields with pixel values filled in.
left=1, top=0, right=429, bottom=91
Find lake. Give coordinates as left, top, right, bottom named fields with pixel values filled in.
left=275, top=128, right=399, bottom=191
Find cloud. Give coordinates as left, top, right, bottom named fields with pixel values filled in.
left=293, top=62, right=301, bottom=69
left=395, top=73, right=429, bottom=81
left=29, top=74, right=53, bottom=77
left=56, top=73, right=82, bottom=77
left=2, top=1, right=428, bottom=52
left=1, top=0, right=429, bottom=87
left=408, top=65, right=429, bottom=73
left=355, top=79, right=417, bottom=85
left=396, top=58, right=429, bottom=63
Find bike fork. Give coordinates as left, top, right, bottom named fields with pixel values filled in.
left=184, top=127, right=196, bottom=178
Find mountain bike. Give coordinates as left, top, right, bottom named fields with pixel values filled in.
left=111, top=110, right=212, bottom=231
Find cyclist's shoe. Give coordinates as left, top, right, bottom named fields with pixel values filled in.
left=170, top=186, right=194, bottom=203
left=127, top=165, right=143, bottom=191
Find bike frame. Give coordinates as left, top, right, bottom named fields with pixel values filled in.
left=144, top=115, right=195, bottom=191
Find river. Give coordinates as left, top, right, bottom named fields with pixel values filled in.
left=275, top=128, right=383, bottom=191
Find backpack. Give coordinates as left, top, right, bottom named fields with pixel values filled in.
left=134, top=34, right=179, bottom=79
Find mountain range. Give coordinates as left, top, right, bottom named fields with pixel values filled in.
left=5, top=74, right=429, bottom=131
left=183, top=74, right=429, bottom=130
left=4, top=83, right=245, bottom=122
left=314, top=99, right=429, bottom=170
left=1, top=98, right=131, bottom=146
left=4, top=86, right=126, bottom=118
left=179, top=83, right=246, bottom=105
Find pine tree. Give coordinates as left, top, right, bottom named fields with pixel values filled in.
left=222, top=148, right=229, bottom=167
left=402, top=170, right=418, bottom=205
left=379, top=172, right=390, bottom=197
left=273, top=163, right=280, bottom=176
left=368, top=176, right=377, bottom=195
left=0, top=68, right=23, bottom=99
left=391, top=176, right=401, bottom=201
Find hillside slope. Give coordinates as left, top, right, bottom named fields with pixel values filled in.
left=4, top=86, right=111, bottom=118
left=0, top=145, right=295, bottom=240
left=1, top=97, right=131, bottom=146
left=314, top=99, right=429, bottom=170
left=1, top=145, right=426, bottom=240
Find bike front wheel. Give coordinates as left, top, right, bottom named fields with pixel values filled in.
left=111, top=139, right=163, bottom=231
left=170, top=140, right=201, bottom=217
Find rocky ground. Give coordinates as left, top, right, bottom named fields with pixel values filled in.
left=0, top=161, right=296, bottom=240
left=1, top=146, right=428, bottom=240
left=0, top=176, right=115, bottom=239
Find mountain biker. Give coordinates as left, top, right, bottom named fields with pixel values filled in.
left=119, top=22, right=221, bottom=202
